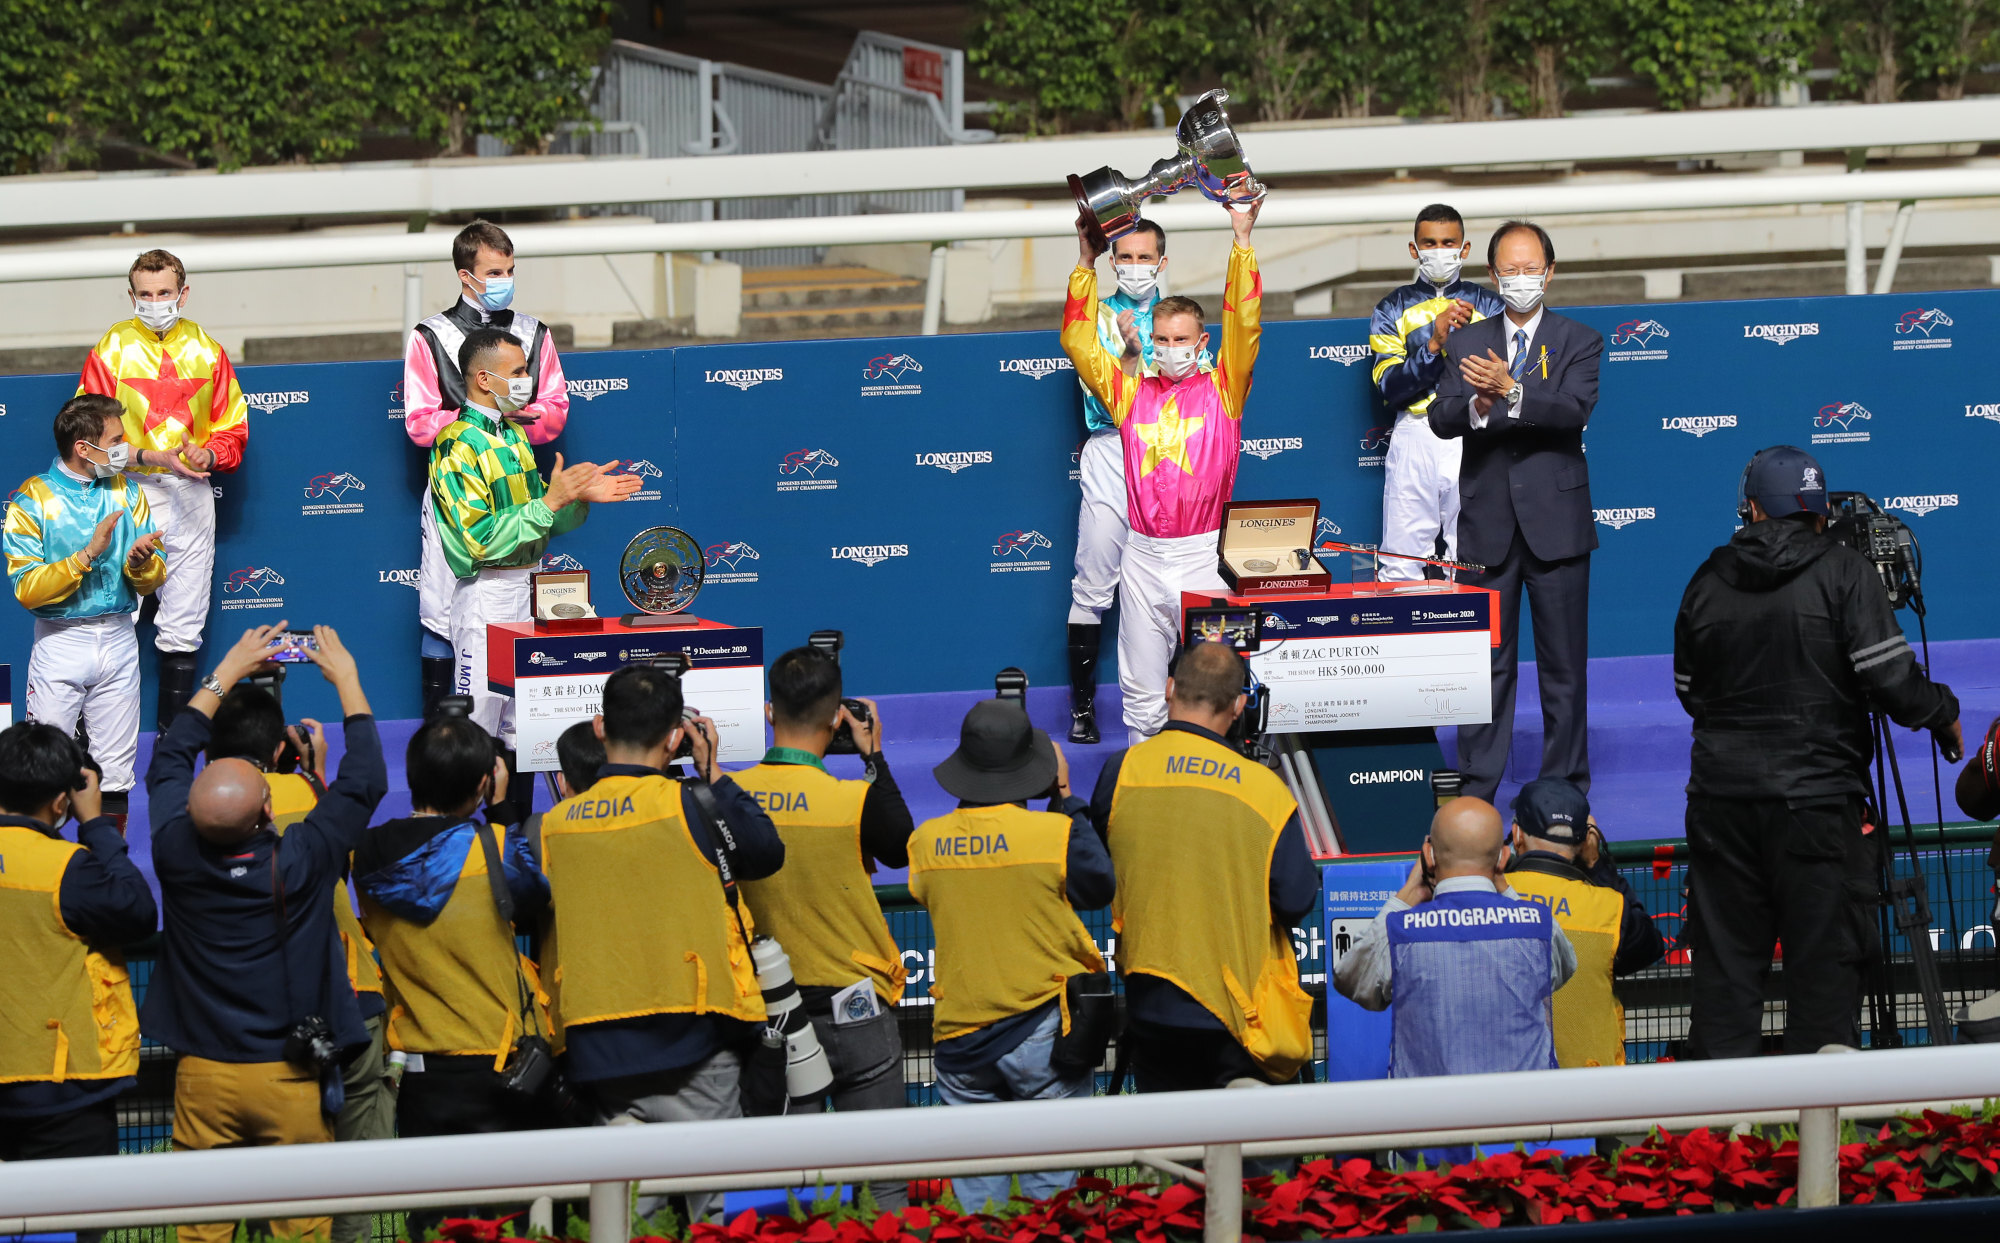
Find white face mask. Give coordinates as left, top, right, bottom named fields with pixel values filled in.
left=1498, top=273, right=1546, bottom=314
left=1114, top=263, right=1161, bottom=302
left=1416, top=247, right=1464, bottom=287
left=484, top=373, right=534, bottom=414
left=1156, top=344, right=1199, bottom=381
left=134, top=298, right=180, bottom=333
left=83, top=440, right=130, bottom=479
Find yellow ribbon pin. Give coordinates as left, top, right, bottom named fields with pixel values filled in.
left=1539, top=345, right=1549, bottom=379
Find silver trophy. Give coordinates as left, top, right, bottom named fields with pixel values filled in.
left=1069, top=89, right=1268, bottom=250
left=618, top=526, right=705, bottom=628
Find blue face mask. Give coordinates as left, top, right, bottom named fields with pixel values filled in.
left=478, top=276, right=515, bottom=312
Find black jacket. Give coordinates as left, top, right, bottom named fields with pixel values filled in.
left=1674, top=519, right=1958, bottom=799
left=1430, top=309, right=1604, bottom=564
left=141, top=710, right=389, bottom=1063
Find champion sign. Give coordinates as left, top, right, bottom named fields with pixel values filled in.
left=1308, top=344, right=1371, bottom=367
left=1661, top=415, right=1737, bottom=438
left=1594, top=507, right=1656, bottom=530
left=1744, top=322, right=1820, bottom=346
left=831, top=544, right=910, bottom=568
left=915, top=450, right=994, bottom=474
left=567, top=378, right=630, bottom=402
left=1240, top=436, right=1303, bottom=461
left=246, top=391, right=310, bottom=415
left=1893, top=308, right=1954, bottom=351
left=1884, top=494, right=1959, bottom=518
left=999, top=357, right=1073, bottom=380
left=1608, top=320, right=1670, bottom=363
left=705, top=368, right=782, bottom=390
left=1350, top=768, right=1426, bottom=785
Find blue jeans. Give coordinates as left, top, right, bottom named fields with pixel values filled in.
left=933, top=1008, right=1095, bottom=1212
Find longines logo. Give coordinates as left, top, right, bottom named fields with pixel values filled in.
left=246, top=391, right=310, bottom=415
left=1885, top=494, right=1959, bottom=517
left=1966, top=403, right=2000, bottom=423
left=567, top=377, right=630, bottom=402
left=831, top=544, right=909, bottom=568
left=916, top=450, right=994, bottom=474
left=991, top=529, right=1053, bottom=574
left=1661, top=415, right=1736, bottom=438
left=1594, top=507, right=1656, bottom=530
left=1240, top=437, right=1303, bottom=461
left=1744, top=322, right=1820, bottom=346
left=999, top=357, right=1073, bottom=379
left=705, top=368, right=782, bottom=390
left=1308, top=344, right=1370, bottom=367
left=378, top=568, right=420, bottom=589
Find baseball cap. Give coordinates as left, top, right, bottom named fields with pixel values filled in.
left=1511, top=779, right=1590, bottom=845
left=1741, top=445, right=1830, bottom=519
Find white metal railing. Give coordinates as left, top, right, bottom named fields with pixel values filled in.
left=0, top=98, right=1994, bottom=234
left=4, top=163, right=1998, bottom=284
left=3, top=1046, right=1999, bottom=1242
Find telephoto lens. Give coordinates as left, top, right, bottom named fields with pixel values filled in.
left=750, top=937, right=834, bottom=1102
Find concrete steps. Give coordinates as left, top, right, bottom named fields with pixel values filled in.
left=738, top=264, right=926, bottom=334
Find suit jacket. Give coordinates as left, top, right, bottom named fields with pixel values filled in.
left=1431, top=309, right=1603, bottom=564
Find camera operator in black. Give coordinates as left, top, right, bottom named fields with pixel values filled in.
left=1675, top=446, right=1960, bottom=1057
left=733, top=645, right=916, bottom=1210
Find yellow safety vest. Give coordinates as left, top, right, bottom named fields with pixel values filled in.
left=908, top=803, right=1104, bottom=1044
left=735, top=762, right=906, bottom=1004
left=0, top=824, right=140, bottom=1084
left=539, top=773, right=763, bottom=1048
left=267, top=772, right=383, bottom=1002
left=361, top=823, right=551, bottom=1060
left=1508, top=864, right=1627, bottom=1067
left=1108, top=730, right=1313, bottom=1080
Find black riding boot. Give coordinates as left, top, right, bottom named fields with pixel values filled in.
left=155, top=651, right=200, bottom=732
left=1067, top=622, right=1101, bottom=745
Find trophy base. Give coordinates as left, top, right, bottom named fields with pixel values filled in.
left=620, top=612, right=702, bottom=629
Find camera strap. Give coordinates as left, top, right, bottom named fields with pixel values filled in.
left=472, top=820, right=540, bottom=1031
left=685, top=778, right=755, bottom=950
left=270, top=850, right=301, bottom=1029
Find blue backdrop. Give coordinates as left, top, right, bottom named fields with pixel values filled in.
left=1, top=289, right=1990, bottom=724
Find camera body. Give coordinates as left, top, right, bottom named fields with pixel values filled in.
left=994, top=667, right=1028, bottom=705
left=283, top=1014, right=339, bottom=1075
left=642, top=654, right=706, bottom=761
left=1827, top=491, right=1921, bottom=611
left=806, top=631, right=874, bottom=756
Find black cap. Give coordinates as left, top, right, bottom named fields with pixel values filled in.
left=933, top=699, right=1058, bottom=805
left=1741, top=445, right=1829, bottom=519
left=1511, top=779, right=1590, bottom=845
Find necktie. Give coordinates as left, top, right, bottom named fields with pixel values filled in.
left=1509, top=329, right=1530, bottom=380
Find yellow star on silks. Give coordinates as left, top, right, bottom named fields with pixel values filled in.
left=1133, top=399, right=1205, bottom=478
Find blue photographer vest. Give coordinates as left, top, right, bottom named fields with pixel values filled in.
left=1387, top=889, right=1556, bottom=1079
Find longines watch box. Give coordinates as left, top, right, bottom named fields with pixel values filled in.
left=1216, top=498, right=1331, bottom=596
left=531, top=569, right=597, bottom=633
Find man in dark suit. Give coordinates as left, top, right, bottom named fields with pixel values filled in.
left=1431, top=220, right=1603, bottom=803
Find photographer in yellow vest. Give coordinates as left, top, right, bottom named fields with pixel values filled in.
left=539, top=664, right=781, bottom=1223
left=354, top=713, right=553, bottom=1237
left=734, top=645, right=914, bottom=1211
left=0, top=724, right=154, bottom=1180
left=1504, top=779, right=1665, bottom=1068
left=910, top=698, right=1112, bottom=1212
left=1092, top=641, right=1316, bottom=1090
left=207, top=685, right=392, bottom=1243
